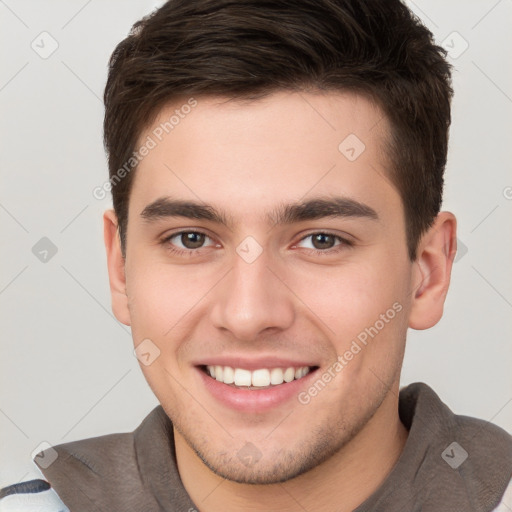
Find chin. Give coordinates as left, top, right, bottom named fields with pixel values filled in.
left=188, top=424, right=353, bottom=485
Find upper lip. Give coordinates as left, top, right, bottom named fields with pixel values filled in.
left=193, top=356, right=319, bottom=371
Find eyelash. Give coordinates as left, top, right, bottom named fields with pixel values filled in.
left=160, top=230, right=354, bottom=257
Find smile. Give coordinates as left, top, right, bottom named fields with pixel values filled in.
left=195, top=357, right=320, bottom=412
left=203, top=365, right=314, bottom=389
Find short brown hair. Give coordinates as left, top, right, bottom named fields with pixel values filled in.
left=103, top=0, right=453, bottom=260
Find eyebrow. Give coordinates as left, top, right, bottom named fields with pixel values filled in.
left=140, top=196, right=379, bottom=227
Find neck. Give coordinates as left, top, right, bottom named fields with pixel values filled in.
left=175, top=389, right=408, bottom=512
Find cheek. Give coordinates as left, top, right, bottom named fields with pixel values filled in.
left=287, top=253, right=410, bottom=396
left=126, top=276, right=173, bottom=344
left=295, top=264, right=408, bottom=402
left=125, top=261, right=201, bottom=410
left=126, top=257, right=214, bottom=342
left=288, top=258, right=405, bottom=341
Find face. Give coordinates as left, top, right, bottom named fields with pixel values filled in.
left=118, top=91, right=416, bottom=483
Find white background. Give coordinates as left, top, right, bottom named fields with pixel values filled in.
left=1, top=0, right=511, bottom=487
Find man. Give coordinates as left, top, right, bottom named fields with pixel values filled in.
left=2, top=0, right=511, bottom=510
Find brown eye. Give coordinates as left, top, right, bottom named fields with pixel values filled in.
left=164, top=231, right=215, bottom=252
left=311, top=233, right=336, bottom=250
left=295, top=232, right=352, bottom=254
left=180, top=232, right=206, bottom=249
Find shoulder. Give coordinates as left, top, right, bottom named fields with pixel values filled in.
left=39, top=405, right=169, bottom=474
left=45, top=431, right=136, bottom=472
left=492, top=477, right=512, bottom=511
left=451, top=409, right=512, bottom=472
left=402, top=382, right=512, bottom=459
left=35, top=429, right=142, bottom=506
left=398, top=382, right=512, bottom=510
left=27, top=406, right=171, bottom=510
left=0, top=432, right=139, bottom=512
left=37, top=405, right=170, bottom=478
left=0, top=478, right=69, bottom=512
left=453, top=409, right=512, bottom=455
left=454, top=413, right=512, bottom=510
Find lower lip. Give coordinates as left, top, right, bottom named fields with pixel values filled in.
left=197, top=367, right=318, bottom=413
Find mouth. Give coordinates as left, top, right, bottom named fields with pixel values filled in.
left=194, top=356, right=321, bottom=412
left=200, top=364, right=318, bottom=389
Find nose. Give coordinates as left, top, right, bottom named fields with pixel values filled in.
left=210, top=249, right=295, bottom=342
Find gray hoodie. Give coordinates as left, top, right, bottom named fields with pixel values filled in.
left=1, top=382, right=511, bottom=511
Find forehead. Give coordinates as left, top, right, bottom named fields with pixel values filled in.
left=130, top=90, right=398, bottom=223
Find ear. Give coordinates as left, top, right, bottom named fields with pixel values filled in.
left=408, top=211, right=457, bottom=330
left=103, top=209, right=131, bottom=326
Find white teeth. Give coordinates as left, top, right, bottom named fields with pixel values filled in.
left=234, top=368, right=252, bottom=386
left=252, top=369, right=270, bottom=387
left=283, top=367, right=295, bottom=382
left=294, top=367, right=311, bottom=379
left=223, top=365, right=234, bottom=384
left=270, top=368, right=284, bottom=385
left=205, top=365, right=312, bottom=387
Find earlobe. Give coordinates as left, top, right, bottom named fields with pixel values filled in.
left=103, top=209, right=131, bottom=326
left=408, top=212, right=457, bottom=330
